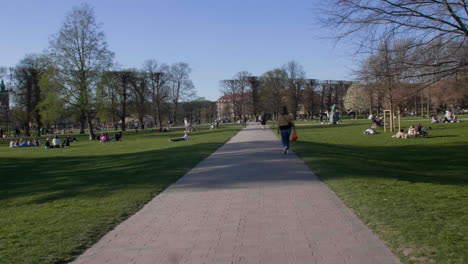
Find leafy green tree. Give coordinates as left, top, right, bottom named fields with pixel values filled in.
left=12, top=54, right=49, bottom=136
left=49, top=3, right=114, bottom=139
left=36, top=93, right=63, bottom=129
left=260, top=69, right=287, bottom=119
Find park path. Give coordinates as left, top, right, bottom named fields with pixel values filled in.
left=72, top=123, right=401, bottom=264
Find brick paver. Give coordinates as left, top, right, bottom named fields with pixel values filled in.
left=72, top=123, right=401, bottom=264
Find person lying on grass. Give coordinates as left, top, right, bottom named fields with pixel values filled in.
left=392, top=129, right=408, bottom=139
left=169, top=132, right=189, bottom=142
left=364, top=128, right=376, bottom=135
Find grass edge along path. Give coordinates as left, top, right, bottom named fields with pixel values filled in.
left=0, top=125, right=240, bottom=264
left=275, top=120, right=467, bottom=264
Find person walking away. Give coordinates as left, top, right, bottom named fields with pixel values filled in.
left=277, top=106, right=295, bottom=154
left=260, top=114, right=267, bottom=129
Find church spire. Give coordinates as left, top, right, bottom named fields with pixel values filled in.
left=0, top=79, right=5, bottom=93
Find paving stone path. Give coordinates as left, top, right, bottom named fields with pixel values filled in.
left=72, top=123, right=401, bottom=264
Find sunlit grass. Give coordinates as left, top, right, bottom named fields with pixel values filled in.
left=285, top=121, right=468, bottom=264
left=0, top=125, right=240, bottom=264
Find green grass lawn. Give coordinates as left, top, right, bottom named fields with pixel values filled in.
left=0, top=125, right=240, bottom=264
left=287, top=121, right=468, bottom=264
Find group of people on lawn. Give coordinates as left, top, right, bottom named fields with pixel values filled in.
left=9, top=138, right=42, bottom=148
left=432, top=110, right=459, bottom=124
left=97, top=132, right=122, bottom=143
left=44, top=135, right=75, bottom=148
left=392, top=123, right=429, bottom=139
left=9, top=135, right=76, bottom=148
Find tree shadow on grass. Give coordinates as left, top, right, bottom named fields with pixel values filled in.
left=2, top=128, right=467, bottom=206
left=292, top=141, right=468, bottom=186
left=426, top=135, right=458, bottom=138
left=2, top=133, right=468, bottom=205
left=0, top=142, right=224, bottom=205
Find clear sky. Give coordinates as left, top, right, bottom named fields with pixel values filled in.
left=1, top=0, right=356, bottom=101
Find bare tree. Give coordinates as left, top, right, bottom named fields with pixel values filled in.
left=359, top=38, right=415, bottom=131
left=0, top=67, right=7, bottom=80
left=323, top=0, right=468, bottom=78
left=304, top=79, right=319, bottom=119
left=283, top=61, right=306, bottom=120
left=49, top=3, right=114, bottom=140
left=128, top=70, right=148, bottom=129
left=143, top=60, right=169, bottom=129
left=234, top=71, right=252, bottom=117
left=168, top=62, right=195, bottom=124
left=220, top=79, right=241, bottom=118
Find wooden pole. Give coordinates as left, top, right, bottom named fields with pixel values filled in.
left=384, top=111, right=387, bottom=132
left=398, top=109, right=401, bottom=132
left=390, top=111, right=394, bottom=132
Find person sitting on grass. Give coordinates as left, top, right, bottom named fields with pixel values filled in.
left=44, top=138, right=51, bottom=149
left=407, top=125, right=417, bottom=137
left=19, top=139, right=28, bottom=147
left=392, top=129, right=408, bottom=139
left=445, top=110, right=454, bottom=122
left=100, top=134, right=107, bottom=143
left=52, top=135, right=61, bottom=148
left=114, top=131, right=122, bottom=141
left=9, top=140, right=16, bottom=148
left=62, top=136, right=71, bottom=148
left=169, top=132, right=189, bottom=142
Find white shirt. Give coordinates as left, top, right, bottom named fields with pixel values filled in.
left=52, top=138, right=61, bottom=146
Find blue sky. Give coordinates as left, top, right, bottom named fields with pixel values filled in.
left=1, top=0, right=357, bottom=101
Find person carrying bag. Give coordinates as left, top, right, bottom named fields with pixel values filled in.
left=277, top=106, right=295, bottom=154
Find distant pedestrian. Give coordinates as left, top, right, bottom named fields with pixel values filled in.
left=260, top=114, right=267, bottom=129
left=184, top=117, right=189, bottom=131
left=277, top=106, right=295, bottom=154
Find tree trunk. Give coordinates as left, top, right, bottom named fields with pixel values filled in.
left=79, top=110, right=86, bottom=134
left=427, top=87, right=430, bottom=117
left=157, top=102, right=163, bottom=129
left=173, top=101, right=179, bottom=125
left=86, top=111, right=95, bottom=140
left=420, top=89, right=424, bottom=117
left=120, top=115, right=126, bottom=131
